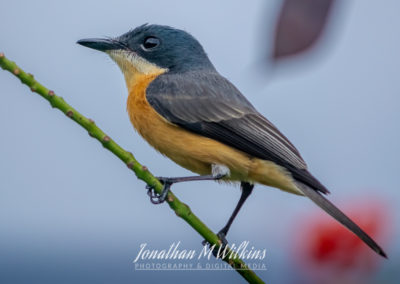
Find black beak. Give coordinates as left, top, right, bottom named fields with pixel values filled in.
left=77, top=38, right=124, bottom=52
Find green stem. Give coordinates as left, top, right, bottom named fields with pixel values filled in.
left=0, top=52, right=264, bottom=284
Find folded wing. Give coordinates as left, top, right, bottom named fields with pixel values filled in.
left=146, top=71, right=328, bottom=194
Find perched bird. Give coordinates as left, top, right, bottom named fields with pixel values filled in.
left=78, top=24, right=386, bottom=257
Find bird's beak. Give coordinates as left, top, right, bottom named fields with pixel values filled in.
left=77, top=38, right=124, bottom=52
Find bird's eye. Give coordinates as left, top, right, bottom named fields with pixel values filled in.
left=141, top=37, right=160, bottom=50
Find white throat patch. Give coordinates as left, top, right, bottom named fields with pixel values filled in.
left=108, top=49, right=168, bottom=75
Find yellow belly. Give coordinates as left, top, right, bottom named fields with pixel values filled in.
left=124, top=71, right=302, bottom=195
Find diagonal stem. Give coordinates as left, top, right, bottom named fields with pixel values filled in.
left=0, top=52, right=265, bottom=284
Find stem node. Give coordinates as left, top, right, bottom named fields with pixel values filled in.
left=66, top=110, right=74, bottom=118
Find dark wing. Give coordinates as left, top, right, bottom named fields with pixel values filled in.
left=147, top=72, right=328, bottom=194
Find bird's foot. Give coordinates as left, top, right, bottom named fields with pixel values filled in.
left=202, top=231, right=229, bottom=258
left=146, top=177, right=173, bottom=204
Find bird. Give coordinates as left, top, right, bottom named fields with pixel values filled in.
left=77, top=24, right=386, bottom=258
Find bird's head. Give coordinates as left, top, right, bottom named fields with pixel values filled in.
left=77, top=24, right=215, bottom=82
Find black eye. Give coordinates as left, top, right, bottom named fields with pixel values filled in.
left=142, top=36, right=160, bottom=50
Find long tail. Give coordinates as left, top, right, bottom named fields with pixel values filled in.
left=296, top=182, right=387, bottom=258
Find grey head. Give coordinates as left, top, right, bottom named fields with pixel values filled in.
left=77, top=24, right=216, bottom=74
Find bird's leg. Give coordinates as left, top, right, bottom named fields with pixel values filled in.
left=146, top=164, right=230, bottom=204
left=202, top=182, right=254, bottom=256
left=218, top=182, right=254, bottom=243
left=146, top=174, right=225, bottom=204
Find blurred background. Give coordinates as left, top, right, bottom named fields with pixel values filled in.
left=0, top=0, right=399, bottom=283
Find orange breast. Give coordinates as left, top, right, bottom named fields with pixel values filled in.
left=125, top=73, right=252, bottom=180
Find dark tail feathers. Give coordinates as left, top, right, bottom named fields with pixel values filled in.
left=296, top=182, right=387, bottom=258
